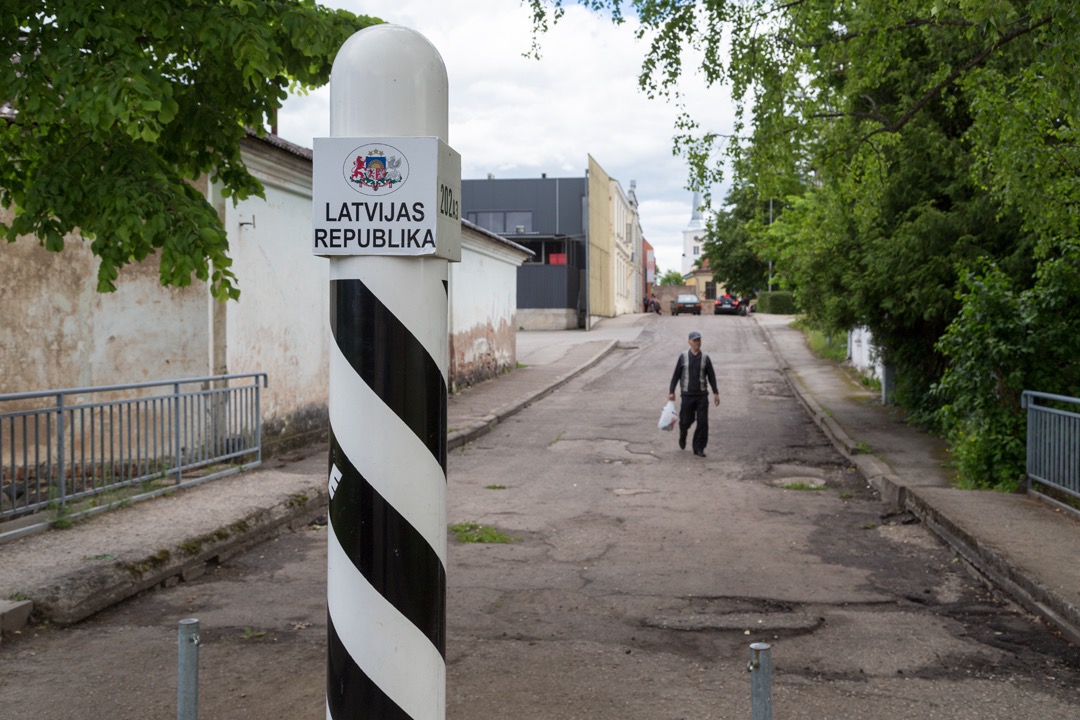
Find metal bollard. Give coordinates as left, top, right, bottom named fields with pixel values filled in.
left=748, top=642, right=773, bottom=720
left=178, top=618, right=200, bottom=720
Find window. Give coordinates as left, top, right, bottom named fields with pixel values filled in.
left=465, top=211, right=533, bottom=234
left=473, top=212, right=504, bottom=233
left=693, top=245, right=700, bottom=255
left=506, top=212, right=532, bottom=233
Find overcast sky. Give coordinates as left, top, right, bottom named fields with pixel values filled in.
left=275, top=0, right=735, bottom=276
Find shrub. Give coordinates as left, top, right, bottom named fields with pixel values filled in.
left=756, top=291, right=796, bottom=314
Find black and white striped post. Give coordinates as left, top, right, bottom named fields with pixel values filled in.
left=313, top=24, right=460, bottom=720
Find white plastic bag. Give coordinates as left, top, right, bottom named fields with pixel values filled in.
left=658, top=400, right=678, bottom=431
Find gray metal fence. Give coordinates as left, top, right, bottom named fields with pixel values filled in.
left=0, top=374, right=267, bottom=538
left=1023, top=390, right=1080, bottom=514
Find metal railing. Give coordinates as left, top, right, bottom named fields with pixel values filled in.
left=1, top=374, right=267, bottom=537
left=1022, top=390, right=1080, bottom=515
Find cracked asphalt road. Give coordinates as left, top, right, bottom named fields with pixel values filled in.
left=3, top=316, right=1080, bottom=718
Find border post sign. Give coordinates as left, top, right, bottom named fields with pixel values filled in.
left=313, top=136, right=461, bottom=259
left=315, top=24, right=457, bottom=720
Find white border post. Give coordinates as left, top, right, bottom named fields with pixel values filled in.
left=317, top=24, right=459, bottom=720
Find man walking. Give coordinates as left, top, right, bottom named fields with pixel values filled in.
left=668, top=331, right=720, bottom=457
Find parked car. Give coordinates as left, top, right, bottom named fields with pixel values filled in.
left=714, top=294, right=740, bottom=315
left=672, top=294, right=702, bottom=316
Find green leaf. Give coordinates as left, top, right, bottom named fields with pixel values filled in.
left=4, top=0, right=380, bottom=300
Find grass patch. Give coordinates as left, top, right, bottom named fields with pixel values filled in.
left=792, top=318, right=848, bottom=362
left=858, top=373, right=882, bottom=393
left=449, top=522, right=517, bottom=544
left=782, top=482, right=826, bottom=491
left=240, top=627, right=267, bottom=641
left=483, top=484, right=507, bottom=490
left=50, top=515, right=74, bottom=530
left=805, top=329, right=848, bottom=362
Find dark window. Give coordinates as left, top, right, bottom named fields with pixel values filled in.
left=506, top=211, right=532, bottom=233
left=474, top=212, right=504, bottom=233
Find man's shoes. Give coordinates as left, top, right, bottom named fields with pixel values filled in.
left=678, top=432, right=687, bottom=450
left=693, top=450, right=706, bottom=457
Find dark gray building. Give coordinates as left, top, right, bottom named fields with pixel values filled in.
left=462, top=176, right=589, bottom=329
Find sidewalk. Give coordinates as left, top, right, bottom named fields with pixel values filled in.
left=2, top=313, right=1078, bottom=649
left=755, top=313, right=1080, bottom=645
left=0, top=314, right=649, bottom=635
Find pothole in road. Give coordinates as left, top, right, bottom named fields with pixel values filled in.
left=752, top=381, right=792, bottom=398
left=643, top=611, right=824, bottom=634
left=642, top=596, right=824, bottom=635
left=769, top=463, right=828, bottom=478
left=769, top=476, right=828, bottom=489
left=762, top=463, right=829, bottom=489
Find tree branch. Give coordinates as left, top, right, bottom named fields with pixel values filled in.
left=865, top=15, right=1053, bottom=138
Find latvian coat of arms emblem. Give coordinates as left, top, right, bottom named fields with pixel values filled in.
left=347, top=146, right=407, bottom=194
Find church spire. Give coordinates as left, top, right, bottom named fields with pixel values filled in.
left=687, top=191, right=704, bottom=230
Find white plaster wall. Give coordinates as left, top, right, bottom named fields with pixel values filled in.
left=847, top=326, right=882, bottom=380
left=3, top=138, right=529, bottom=456
left=448, top=226, right=528, bottom=389
left=611, top=181, right=636, bottom=317
left=220, top=143, right=329, bottom=428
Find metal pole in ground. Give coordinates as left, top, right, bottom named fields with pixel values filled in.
left=749, top=642, right=773, bottom=720
left=316, top=23, right=461, bottom=720
left=177, top=618, right=200, bottom=720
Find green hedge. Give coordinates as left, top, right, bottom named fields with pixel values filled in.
left=755, top=291, right=796, bottom=314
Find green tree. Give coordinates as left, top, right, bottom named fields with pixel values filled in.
left=529, top=1, right=1079, bottom=487
left=1, top=1, right=378, bottom=299
left=701, top=184, right=770, bottom=298
left=657, top=268, right=683, bottom=286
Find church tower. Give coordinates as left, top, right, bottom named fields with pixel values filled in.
left=681, top=191, right=705, bottom=277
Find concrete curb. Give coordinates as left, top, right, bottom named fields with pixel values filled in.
left=447, top=339, right=619, bottom=451
left=904, top=488, right=1080, bottom=646
left=25, top=485, right=328, bottom=627
left=755, top=315, right=1080, bottom=645
left=9, top=340, right=618, bottom=630
left=0, top=599, right=33, bottom=643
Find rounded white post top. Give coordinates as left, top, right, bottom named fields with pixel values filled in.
left=330, top=24, right=449, bottom=142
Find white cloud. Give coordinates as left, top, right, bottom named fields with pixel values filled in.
left=276, top=0, right=735, bottom=277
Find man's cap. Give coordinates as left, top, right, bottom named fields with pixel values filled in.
left=689, top=331, right=701, bottom=340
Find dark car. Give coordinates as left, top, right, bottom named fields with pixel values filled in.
left=714, top=294, right=741, bottom=315
left=672, top=294, right=702, bottom=316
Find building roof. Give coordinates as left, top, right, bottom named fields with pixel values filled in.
left=246, top=129, right=314, bottom=160
left=461, top=219, right=534, bottom=258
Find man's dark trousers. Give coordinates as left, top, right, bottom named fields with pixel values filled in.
left=679, top=393, right=710, bottom=454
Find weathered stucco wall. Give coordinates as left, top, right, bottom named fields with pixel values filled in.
left=218, top=139, right=330, bottom=452
left=516, top=308, right=578, bottom=331
left=2, top=138, right=529, bottom=458
left=449, top=225, right=530, bottom=392
left=0, top=208, right=209, bottom=397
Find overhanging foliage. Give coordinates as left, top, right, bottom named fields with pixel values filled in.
left=1, top=1, right=379, bottom=299
left=529, top=1, right=1079, bottom=488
